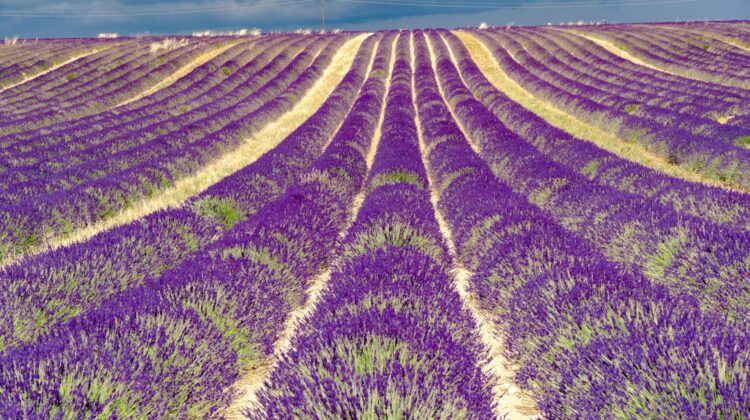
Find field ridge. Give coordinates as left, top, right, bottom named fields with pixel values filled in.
left=224, top=33, right=384, bottom=418
left=455, top=29, right=749, bottom=192
left=113, top=41, right=240, bottom=108
left=419, top=32, right=541, bottom=419
left=1, top=24, right=748, bottom=418
left=0, top=34, right=367, bottom=269
left=0, top=47, right=110, bottom=94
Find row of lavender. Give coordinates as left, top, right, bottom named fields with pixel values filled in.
left=0, top=32, right=384, bottom=417
left=582, top=23, right=750, bottom=88
left=447, top=30, right=750, bottom=319
left=253, top=32, right=495, bottom=417
left=468, top=28, right=750, bottom=191
left=0, top=39, right=224, bottom=128
left=0, top=34, right=343, bottom=262
left=503, top=28, right=750, bottom=140
left=0, top=33, right=372, bottom=351
left=457, top=29, right=750, bottom=232
left=420, top=30, right=749, bottom=417
left=0, top=39, right=114, bottom=91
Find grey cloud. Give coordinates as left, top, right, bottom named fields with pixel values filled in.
left=0, top=0, right=747, bottom=37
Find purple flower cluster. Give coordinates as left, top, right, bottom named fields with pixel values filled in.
left=254, top=32, right=496, bottom=418
left=0, top=39, right=108, bottom=91
left=437, top=30, right=750, bottom=232
left=500, top=28, right=750, bottom=144
left=0, top=35, right=345, bottom=261
left=0, top=32, right=386, bottom=417
left=416, top=30, right=750, bottom=418
left=436, top=30, right=750, bottom=319
left=0, top=33, right=381, bottom=352
left=470, top=29, right=750, bottom=190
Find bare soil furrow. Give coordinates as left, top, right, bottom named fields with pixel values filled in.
left=0, top=47, right=111, bottom=94
left=455, top=30, right=749, bottom=193
left=113, top=42, right=241, bottom=108
left=412, top=33, right=541, bottom=419
left=0, top=34, right=368, bottom=270
left=224, top=33, right=391, bottom=418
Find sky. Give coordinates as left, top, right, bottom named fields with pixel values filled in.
left=0, top=0, right=747, bottom=38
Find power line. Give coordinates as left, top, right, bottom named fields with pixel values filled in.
left=0, top=0, right=312, bottom=18
left=341, top=0, right=690, bottom=4
left=335, top=0, right=698, bottom=9
left=0, top=0, right=703, bottom=22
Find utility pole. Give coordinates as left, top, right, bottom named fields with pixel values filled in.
left=322, top=0, right=325, bottom=33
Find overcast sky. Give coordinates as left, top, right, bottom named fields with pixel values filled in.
left=0, top=0, right=747, bottom=38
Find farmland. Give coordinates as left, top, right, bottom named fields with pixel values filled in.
left=0, top=21, right=749, bottom=418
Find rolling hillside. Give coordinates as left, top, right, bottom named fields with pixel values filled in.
left=1, top=23, right=749, bottom=418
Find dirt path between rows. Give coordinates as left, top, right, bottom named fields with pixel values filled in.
left=567, top=30, right=750, bottom=90
left=0, top=47, right=111, bottom=94
left=414, top=33, right=541, bottom=420
left=0, top=34, right=369, bottom=270
left=113, top=42, right=241, bottom=108
left=223, top=33, right=393, bottom=419
left=454, top=30, right=749, bottom=194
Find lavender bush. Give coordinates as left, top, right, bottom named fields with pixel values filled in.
left=1, top=23, right=749, bottom=419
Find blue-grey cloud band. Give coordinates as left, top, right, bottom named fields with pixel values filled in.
left=0, top=0, right=745, bottom=37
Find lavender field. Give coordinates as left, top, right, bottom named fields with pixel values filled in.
left=0, top=22, right=749, bottom=418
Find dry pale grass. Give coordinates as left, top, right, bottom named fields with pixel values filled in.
left=718, top=115, right=736, bottom=124
left=712, top=36, right=750, bottom=53
left=417, top=33, right=542, bottom=420
left=113, top=42, right=239, bottom=108
left=2, top=34, right=369, bottom=270
left=564, top=29, right=750, bottom=89
left=453, top=30, right=747, bottom=193
left=0, top=48, right=109, bottom=94
left=345, top=40, right=394, bottom=227
left=222, top=33, right=379, bottom=419
left=568, top=31, right=684, bottom=76
left=149, top=37, right=189, bottom=54
left=648, top=24, right=750, bottom=53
